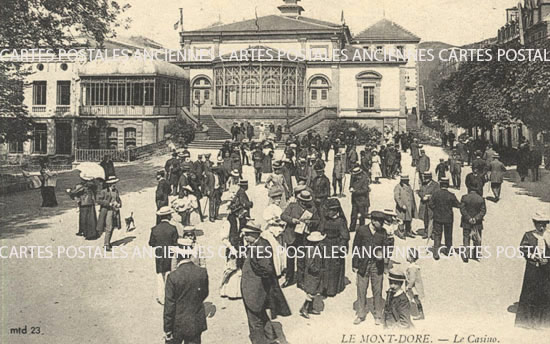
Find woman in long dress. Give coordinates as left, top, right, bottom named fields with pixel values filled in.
left=40, top=160, right=58, bottom=207
left=371, top=151, right=382, bottom=183
left=265, top=161, right=289, bottom=209
left=319, top=198, right=349, bottom=297
left=68, top=175, right=98, bottom=240
left=515, top=211, right=550, bottom=329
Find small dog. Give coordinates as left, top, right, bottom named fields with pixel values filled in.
left=125, top=212, right=136, bottom=232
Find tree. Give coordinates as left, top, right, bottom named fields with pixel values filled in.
left=165, top=117, right=196, bottom=145
left=0, top=0, right=130, bottom=142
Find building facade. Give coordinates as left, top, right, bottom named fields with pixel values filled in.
left=0, top=38, right=190, bottom=163
left=178, top=0, right=419, bottom=133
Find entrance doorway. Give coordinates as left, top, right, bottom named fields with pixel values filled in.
left=56, top=122, right=72, bottom=155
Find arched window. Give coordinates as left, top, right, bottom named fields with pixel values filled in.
left=282, top=79, right=295, bottom=106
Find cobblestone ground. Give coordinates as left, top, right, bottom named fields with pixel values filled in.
left=1, top=145, right=549, bottom=343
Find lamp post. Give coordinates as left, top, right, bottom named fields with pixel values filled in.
left=194, top=98, right=205, bottom=128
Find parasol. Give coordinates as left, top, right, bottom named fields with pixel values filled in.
left=76, top=162, right=105, bottom=180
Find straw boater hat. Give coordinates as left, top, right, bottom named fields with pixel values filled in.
left=273, top=160, right=283, bottom=169
left=170, top=237, right=195, bottom=256
left=400, top=175, right=409, bottom=180
left=241, top=223, right=262, bottom=236
left=307, top=231, right=326, bottom=242
left=268, top=188, right=283, bottom=198
left=532, top=210, right=550, bottom=222
left=217, top=156, right=224, bottom=162
left=297, top=190, right=313, bottom=202
left=493, top=153, right=500, bottom=158
left=351, top=166, right=362, bottom=175
left=423, top=171, right=432, bottom=177
left=440, top=177, right=450, bottom=186
left=290, top=143, right=297, bottom=148
left=369, top=210, right=386, bottom=221
left=156, top=206, right=173, bottom=216
left=383, top=208, right=397, bottom=217
left=230, top=169, right=240, bottom=177
left=239, top=180, right=248, bottom=187
left=106, top=175, right=119, bottom=184
left=388, top=269, right=407, bottom=283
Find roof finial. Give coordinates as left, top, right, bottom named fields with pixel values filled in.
left=341, top=10, right=346, bottom=25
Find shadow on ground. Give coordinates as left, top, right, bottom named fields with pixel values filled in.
left=504, top=168, right=550, bottom=203
left=0, top=159, right=161, bottom=240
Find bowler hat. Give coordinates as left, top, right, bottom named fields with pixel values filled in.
left=326, top=198, right=341, bottom=210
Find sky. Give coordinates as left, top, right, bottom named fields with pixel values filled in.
left=115, top=0, right=520, bottom=48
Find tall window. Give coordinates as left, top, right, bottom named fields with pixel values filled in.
left=363, top=86, right=375, bottom=108
left=33, top=81, right=47, bottom=105
left=161, top=82, right=171, bottom=106
left=107, top=128, right=118, bottom=149
left=56, top=81, right=70, bottom=105
left=33, top=123, right=48, bottom=154
left=132, top=82, right=144, bottom=105
left=242, top=79, right=260, bottom=106
left=311, top=89, right=317, bottom=100
left=144, top=82, right=154, bottom=106
left=124, top=128, right=136, bottom=149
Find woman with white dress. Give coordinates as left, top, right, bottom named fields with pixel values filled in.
left=371, top=151, right=382, bottom=183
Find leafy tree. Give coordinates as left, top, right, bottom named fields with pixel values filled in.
left=0, top=0, right=130, bottom=143
left=165, top=117, right=196, bottom=145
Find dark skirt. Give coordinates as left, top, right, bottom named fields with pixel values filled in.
left=262, top=156, right=272, bottom=173
left=320, top=239, right=346, bottom=297
left=41, top=187, right=58, bottom=207
left=515, top=262, right=550, bottom=329
left=79, top=205, right=98, bottom=240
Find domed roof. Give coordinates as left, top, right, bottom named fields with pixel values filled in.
left=79, top=58, right=187, bottom=78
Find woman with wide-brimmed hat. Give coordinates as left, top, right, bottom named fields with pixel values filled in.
left=265, top=160, right=289, bottom=209
left=515, top=210, right=550, bottom=329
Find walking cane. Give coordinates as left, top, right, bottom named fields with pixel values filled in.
left=412, top=170, right=418, bottom=191
left=201, top=197, right=209, bottom=216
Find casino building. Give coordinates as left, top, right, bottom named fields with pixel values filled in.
left=178, top=0, right=421, bottom=135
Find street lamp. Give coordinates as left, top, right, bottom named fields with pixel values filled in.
left=194, top=98, right=205, bottom=128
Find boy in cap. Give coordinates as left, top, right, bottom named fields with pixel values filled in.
left=383, top=269, right=414, bottom=329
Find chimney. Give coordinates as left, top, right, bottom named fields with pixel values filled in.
left=278, top=0, right=305, bottom=17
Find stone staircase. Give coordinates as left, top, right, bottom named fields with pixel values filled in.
left=201, top=115, right=232, bottom=140
left=187, top=140, right=226, bottom=150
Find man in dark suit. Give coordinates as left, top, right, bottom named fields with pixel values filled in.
left=460, top=189, right=487, bottom=262
left=149, top=207, right=179, bottom=305
left=203, top=166, right=221, bottom=222
left=252, top=146, right=264, bottom=185
left=232, top=180, right=253, bottom=229
left=465, top=167, right=484, bottom=196
left=280, top=190, right=319, bottom=288
left=429, top=178, right=460, bottom=259
left=416, top=172, right=440, bottom=239
left=241, top=223, right=291, bottom=344
left=164, top=238, right=209, bottom=344
left=165, top=152, right=181, bottom=196
left=349, top=166, right=370, bottom=233
left=488, top=154, right=506, bottom=201
left=311, top=162, right=330, bottom=213
left=156, top=171, right=171, bottom=225
left=352, top=211, right=394, bottom=326
left=416, top=150, right=430, bottom=184
left=100, top=154, right=116, bottom=180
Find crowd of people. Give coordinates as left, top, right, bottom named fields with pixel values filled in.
left=53, top=125, right=549, bottom=343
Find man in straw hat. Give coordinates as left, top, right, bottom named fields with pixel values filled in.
left=164, top=237, right=209, bottom=344
left=149, top=206, right=178, bottom=305
left=349, top=166, right=370, bottom=233
left=488, top=153, right=506, bottom=201
left=97, top=175, right=121, bottom=251
left=241, top=217, right=290, bottom=344
left=383, top=269, right=414, bottom=329
left=429, top=178, right=460, bottom=259
left=281, top=190, right=319, bottom=288
left=394, top=175, right=417, bottom=239
left=352, top=210, right=394, bottom=326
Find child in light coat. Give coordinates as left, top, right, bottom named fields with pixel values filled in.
left=406, top=248, right=425, bottom=320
